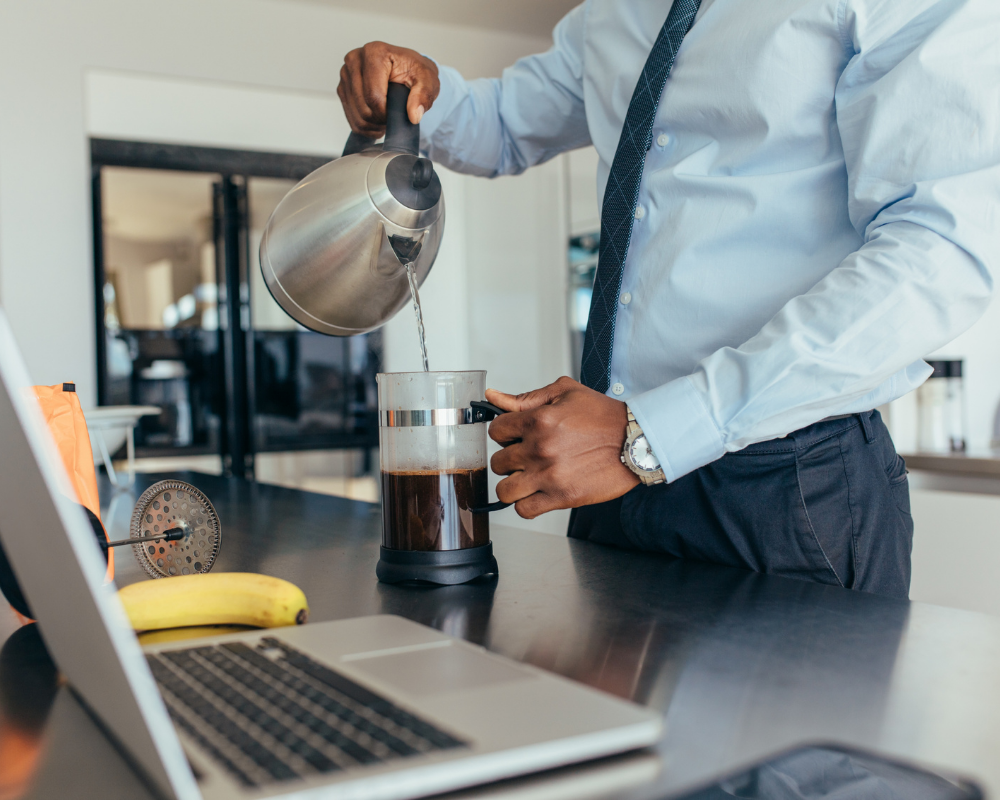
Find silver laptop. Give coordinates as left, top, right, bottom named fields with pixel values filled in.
left=0, top=309, right=661, bottom=800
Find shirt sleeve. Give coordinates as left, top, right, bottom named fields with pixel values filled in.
left=628, top=0, right=1000, bottom=483
left=417, top=3, right=591, bottom=177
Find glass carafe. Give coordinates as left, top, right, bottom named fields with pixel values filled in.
left=375, top=371, right=506, bottom=584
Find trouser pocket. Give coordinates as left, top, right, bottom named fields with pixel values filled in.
left=884, top=450, right=912, bottom=519
left=795, top=433, right=855, bottom=588
left=833, top=411, right=912, bottom=597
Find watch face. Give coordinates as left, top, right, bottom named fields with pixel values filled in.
left=629, top=435, right=660, bottom=472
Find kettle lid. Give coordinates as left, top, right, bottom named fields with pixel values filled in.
left=383, top=154, right=442, bottom=211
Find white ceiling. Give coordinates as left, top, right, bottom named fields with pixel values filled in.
left=281, top=0, right=580, bottom=39
left=103, top=168, right=216, bottom=242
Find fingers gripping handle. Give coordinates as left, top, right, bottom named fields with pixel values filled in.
left=469, top=401, right=513, bottom=514
left=341, top=82, right=419, bottom=157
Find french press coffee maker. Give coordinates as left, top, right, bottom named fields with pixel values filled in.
left=376, top=371, right=509, bottom=585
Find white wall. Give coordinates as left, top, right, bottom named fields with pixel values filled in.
left=86, top=70, right=348, bottom=156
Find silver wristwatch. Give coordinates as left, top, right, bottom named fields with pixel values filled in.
left=621, top=407, right=665, bottom=486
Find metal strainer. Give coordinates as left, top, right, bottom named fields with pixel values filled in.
left=129, top=480, right=221, bottom=579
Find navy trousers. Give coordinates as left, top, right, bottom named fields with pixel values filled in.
left=568, top=411, right=913, bottom=599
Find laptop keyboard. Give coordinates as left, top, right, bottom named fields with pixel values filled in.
left=147, top=637, right=466, bottom=788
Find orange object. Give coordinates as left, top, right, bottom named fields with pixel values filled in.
left=31, top=383, right=113, bottom=581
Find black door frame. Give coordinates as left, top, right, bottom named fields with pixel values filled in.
left=215, top=176, right=251, bottom=478
left=90, top=138, right=331, bottom=477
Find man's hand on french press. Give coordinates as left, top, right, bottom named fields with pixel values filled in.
left=485, top=377, right=640, bottom=519
left=338, top=42, right=440, bottom=138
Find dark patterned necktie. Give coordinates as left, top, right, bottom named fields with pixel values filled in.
left=580, top=0, right=702, bottom=392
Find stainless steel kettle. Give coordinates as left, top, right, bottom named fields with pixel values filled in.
left=259, top=83, right=444, bottom=336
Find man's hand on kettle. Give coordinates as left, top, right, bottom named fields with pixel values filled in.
left=338, top=42, right=440, bottom=138
left=485, top=377, right=640, bottom=520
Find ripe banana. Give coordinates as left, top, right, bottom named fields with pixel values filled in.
left=118, top=573, right=309, bottom=632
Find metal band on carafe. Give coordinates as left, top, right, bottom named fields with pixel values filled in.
left=380, top=401, right=504, bottom=428
left=380, top=408, right=474, bottom=427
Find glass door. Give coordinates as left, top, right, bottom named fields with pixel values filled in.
left=97, top=166, right=225, bottom=458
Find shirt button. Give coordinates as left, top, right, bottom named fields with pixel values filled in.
left=620, top=292, right=632, bottom=305
left=634, top=205, right=645, bottom=220
left=611, top=383, right=625, bottom=396
left=657, top=133, right=669, bottom=147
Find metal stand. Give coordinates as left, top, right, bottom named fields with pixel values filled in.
left=376, top=543, right=499, bottom=586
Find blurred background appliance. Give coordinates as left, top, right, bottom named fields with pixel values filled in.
left=83, top=405, right=160, bottom=487
left=917, top=359, right=967, bottom=454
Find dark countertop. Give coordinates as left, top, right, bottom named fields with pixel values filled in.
left=1, top=471, right=999, bottom=799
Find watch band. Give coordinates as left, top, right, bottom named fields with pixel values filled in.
left=626, top=409, right=640, bottom=435
left=622, top=407, right=666, bottom=486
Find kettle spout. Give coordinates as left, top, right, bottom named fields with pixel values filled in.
left=370, top=222, right=428, bottom=277
left=388, top=234, right=424, bottom=265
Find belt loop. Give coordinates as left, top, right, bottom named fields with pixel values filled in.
left=859, top=410, right=876, bottom=444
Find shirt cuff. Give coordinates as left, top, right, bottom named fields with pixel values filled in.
left=418, top=62, right=464, bottom=146
left=627, top=377, right=726, bottom=483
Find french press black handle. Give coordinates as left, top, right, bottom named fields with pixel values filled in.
left=469, top=401, right=513, bottom=514
left=469, top=400, right=506, bottom=422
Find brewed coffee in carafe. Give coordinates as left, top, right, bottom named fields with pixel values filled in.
left=381, top=469, right=488, bottom=551
left=376, top=371, right=504, bottom=585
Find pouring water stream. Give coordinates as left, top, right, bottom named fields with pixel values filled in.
left=405, top=263, right=430, bottom=372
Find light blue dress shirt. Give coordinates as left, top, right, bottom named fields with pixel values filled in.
left=418, top=0, right=1000, bottom=483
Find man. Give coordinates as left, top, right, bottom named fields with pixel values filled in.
left=338, top=1, right=999, bottom=599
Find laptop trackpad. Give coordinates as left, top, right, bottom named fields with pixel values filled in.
left=347, top=644, right=534, bottom=698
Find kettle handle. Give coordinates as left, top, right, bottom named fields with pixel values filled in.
left=383, top=82, right=420, bottom=155
left=341, top=82, right=420, bottom=157
left=343, top=131, right=377, bottom=157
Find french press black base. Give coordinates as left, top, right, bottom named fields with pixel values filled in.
left=376, top=543, right=499, bottom=586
